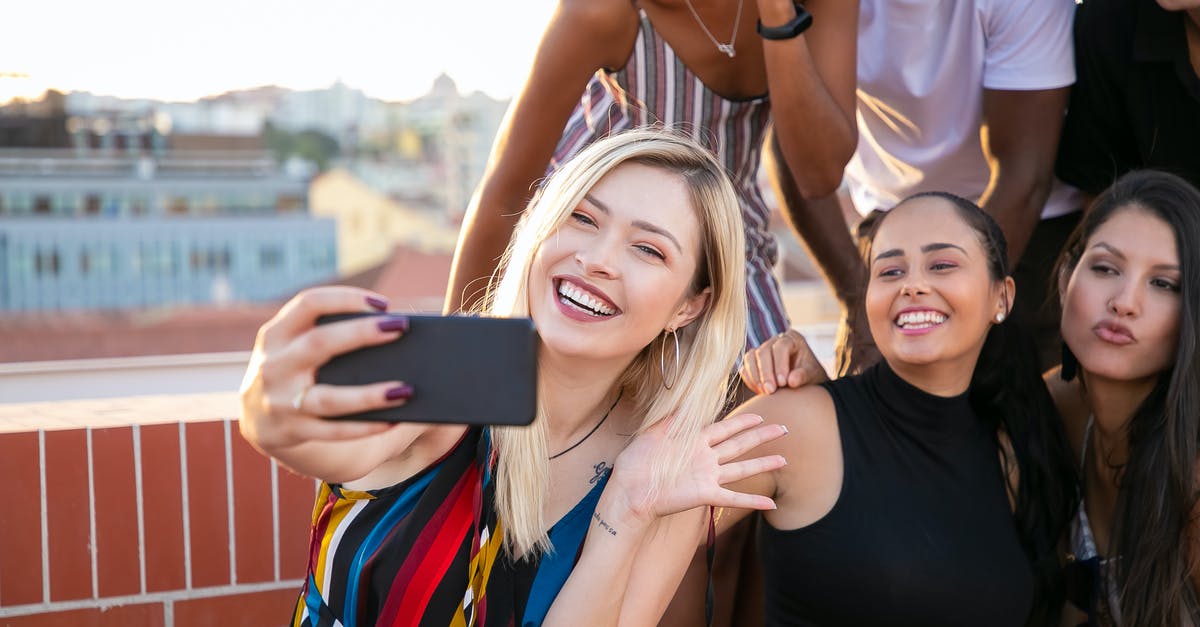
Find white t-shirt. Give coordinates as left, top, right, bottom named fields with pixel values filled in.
left=846, top=0, right=1082, bottom=219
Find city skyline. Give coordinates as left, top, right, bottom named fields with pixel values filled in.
left=1, top=0, right=556, bottom=105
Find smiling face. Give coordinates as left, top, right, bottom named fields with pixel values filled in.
left=865, top=197, right=1011, bottom=375
left=528, top=162, right=710, bottom=362
left=1061, top=206, right=1182, bottom=384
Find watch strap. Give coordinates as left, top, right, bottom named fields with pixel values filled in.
left=756, top=2, right=814, bottom=40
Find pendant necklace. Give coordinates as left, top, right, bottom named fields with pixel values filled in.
left=548, top=391, right=624, bottom=461
left=681, top=0, right=744, bottom=58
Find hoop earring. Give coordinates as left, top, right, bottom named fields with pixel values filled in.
left=660, top=328, right=681, bottom=389
left=1060, top=342, right=1078, bottom=382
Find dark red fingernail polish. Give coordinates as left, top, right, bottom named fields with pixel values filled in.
left=366, top=296, right=389, bottom=311
left=385, top=384, right=414, bottom=401
left=377, top=315, right=409, bottom=333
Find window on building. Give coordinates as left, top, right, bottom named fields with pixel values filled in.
left=34, top=249, right=61, bottom=276
left=196, top=194, right=219, bottom=215
left=188, top=247, right=231, bottom=273
left=301, top=243, right=334, bottom=271
left=259, top=246, right=284, bottom=271
left=4, top=192, right=31, bottom=215
left=92, top=247, right=114, bottom=276
left=276, top=195, right=304, bottom=212
left=11, top=244, right=34, bottom=279
left=169, top=196, right=189, bottom=215
left=34, top=196, right=51, bottom=214
left=140, top=242, right=174, bottom=276
left=54, top=192, right=82, bottom=215
left=84, top=195, right=101, bottom=215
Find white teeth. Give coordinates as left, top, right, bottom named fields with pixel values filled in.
left=557, top=280, right=616, bottom=316
left=896, top=311, right=947, bottom=328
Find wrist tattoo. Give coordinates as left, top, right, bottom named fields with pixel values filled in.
left=590, top=461, right=610, bottom=485
left=592, top=510, right=618, bottom=536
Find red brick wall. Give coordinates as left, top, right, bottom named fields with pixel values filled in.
left=0, top=420, right=316, bottom=626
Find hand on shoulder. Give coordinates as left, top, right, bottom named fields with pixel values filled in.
left=736, top=383, right=837, bottom=452
left=739, top=328, right=831, bottom=395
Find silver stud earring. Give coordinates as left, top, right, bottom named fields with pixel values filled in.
left=995, top=313, right=1005, bottom=323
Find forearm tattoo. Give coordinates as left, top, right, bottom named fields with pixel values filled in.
left=593, top=511, right=618, bottom=536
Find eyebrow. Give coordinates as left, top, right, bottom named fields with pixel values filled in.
left=1090, top=242, right=1180, bottom=271
left=583, top=194, right=683, bottom=253
left=872, top=242, right=968, bottom=264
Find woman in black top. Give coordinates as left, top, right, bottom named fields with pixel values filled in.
left=724, top=192, right=1076, bottom=626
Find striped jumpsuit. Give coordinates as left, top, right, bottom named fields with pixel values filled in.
left=549, top=11, right=789, bottom=349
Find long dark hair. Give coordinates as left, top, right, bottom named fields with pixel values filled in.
left=875, top=191, right=1078, bottom=626
left=1056, top=170, right=1200, bottom=624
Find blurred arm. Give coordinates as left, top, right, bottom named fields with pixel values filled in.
left=444, top=0, right=634, bottom=312
left=979, top=87, right=1070, bottom=265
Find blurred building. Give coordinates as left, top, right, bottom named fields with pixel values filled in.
left=0, top=99, right=335, bottom=313
left=396, top=73, right=507, bottom=219
left=309, top=168, right=458, bottom=276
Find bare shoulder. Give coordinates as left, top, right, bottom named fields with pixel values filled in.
left=736, top=384, right=838, bottom=457
left=556, top=0, right=638, bottom=39
left=532, top=0, right=640, bottom=73
left=738, top=384, right=845, bottom=529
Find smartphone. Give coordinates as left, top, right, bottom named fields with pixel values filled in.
left=314, top=313, right=538, bottom=426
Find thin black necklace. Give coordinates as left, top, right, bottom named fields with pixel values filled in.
left=548, top=390, right=624, bottom=460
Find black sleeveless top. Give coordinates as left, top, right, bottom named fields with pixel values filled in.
left=758, top=361, right=1033, bottom=626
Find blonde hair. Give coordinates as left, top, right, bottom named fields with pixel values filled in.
left=484, top=128, right=747, bottom=558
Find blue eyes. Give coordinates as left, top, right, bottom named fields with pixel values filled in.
left=635, top=245, right=666, bottom=260
left=569, top=212, right=666, bottom=261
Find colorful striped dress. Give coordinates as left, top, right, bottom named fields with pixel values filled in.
left=549, top=10, right=788, bottom=350
left=291, top=428, right=610, bottom=627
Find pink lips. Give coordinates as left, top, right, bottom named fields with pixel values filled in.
left=892, top=307, right=948, bottom=337
left=1093, top=320, right=1135, bottom=345
left=553, top=276, right=620, bottom=323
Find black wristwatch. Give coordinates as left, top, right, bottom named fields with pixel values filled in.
left=756, top=2, right=814, bottom=40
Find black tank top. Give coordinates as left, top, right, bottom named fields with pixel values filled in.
left=758, top=361, right=1033, bottom=626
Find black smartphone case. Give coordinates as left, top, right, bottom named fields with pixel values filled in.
left=315, top=313, right=538, bottom=426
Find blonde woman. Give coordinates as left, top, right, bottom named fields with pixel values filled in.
left=238, top=129, right=786, bottom=626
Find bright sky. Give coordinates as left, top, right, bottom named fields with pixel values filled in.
left=0, top=0, right=557, bottom=104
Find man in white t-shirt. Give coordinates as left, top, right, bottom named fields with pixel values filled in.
left=768, top=0, right=1082, bottom=373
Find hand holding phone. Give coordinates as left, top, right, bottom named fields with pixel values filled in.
left=315, top=314, right=538, bottom=426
